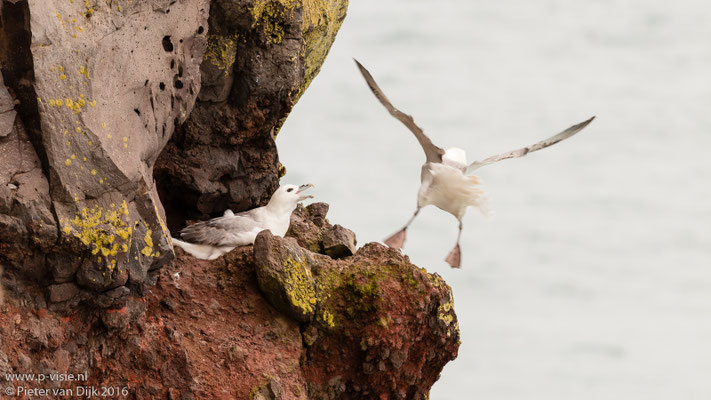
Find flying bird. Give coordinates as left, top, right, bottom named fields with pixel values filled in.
left=172, top=184, right=314, bottom=260
left=354, top=59, right=594, bottom=268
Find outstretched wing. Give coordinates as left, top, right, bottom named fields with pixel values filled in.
left=354, top=59, right=445, bottom=163
left=180, top=209, right=261, bottom=247
left=466, top=116, right=595, bottom=173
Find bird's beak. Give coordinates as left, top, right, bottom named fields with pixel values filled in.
left=297, top=183, right=314, bottom=200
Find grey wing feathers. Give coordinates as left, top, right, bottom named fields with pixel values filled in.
left=354, top=59, right=445, bottom=163
left=466, top=116, right=595, bottom=173
left=180, top=210, right=260, bottom=247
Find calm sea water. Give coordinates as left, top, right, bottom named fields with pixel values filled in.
left=279, top=1, right=711, bottom=398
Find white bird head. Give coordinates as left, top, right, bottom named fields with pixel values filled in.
left=268, top=184, right=314, bottom=210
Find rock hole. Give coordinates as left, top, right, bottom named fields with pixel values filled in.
left=178, top=66, right=183, bottom=78
left=197, top=26, right=204, bottom=34
left=162, top=36, right=173, bottom=52
left=134, top=108, right=141, bottom=116
left=159, top=82, right=166, bottom=91
left=165, top=8, right=170, bottom=14
left=173, top=79, right=183, bottom=89
left=170, top=60, right=175, bottom=69
left=144, top=79, right=149, bottom=86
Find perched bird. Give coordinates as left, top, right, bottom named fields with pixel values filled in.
left=354, top=59, right=594, bottom=268
left=172, top=184, right=314, bottom=260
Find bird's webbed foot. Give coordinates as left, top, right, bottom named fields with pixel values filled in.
left=384, top=228, right=407, bottom=249
left=445, top=244, right=461, bottom=268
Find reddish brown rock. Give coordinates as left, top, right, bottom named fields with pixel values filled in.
left=0, top=210, right=458, bottom=399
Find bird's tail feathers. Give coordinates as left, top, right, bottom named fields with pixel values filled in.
left=465, top=176, right=493, bottom=218
left=172, top=238, right=225, bottom=260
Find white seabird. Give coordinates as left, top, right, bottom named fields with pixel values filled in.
left=172, top=184, right=314, bottom=260
left=355, top=59, right=594, bottom=268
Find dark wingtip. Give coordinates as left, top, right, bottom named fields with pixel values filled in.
left=577, top=116, right=596, bottom=129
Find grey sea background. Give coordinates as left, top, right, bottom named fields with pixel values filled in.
left=279, top=1, right=711, bottom=399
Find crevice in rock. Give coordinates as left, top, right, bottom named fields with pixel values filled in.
left=0, top=0, right=49, bottom=176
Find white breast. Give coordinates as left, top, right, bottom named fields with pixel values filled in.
left=420, top=163, right=490, bottom=219
left=259, top=207, right=293, bottom=237
left=442, top=147, right=468, bottom=170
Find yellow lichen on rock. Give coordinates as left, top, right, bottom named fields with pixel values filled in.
left=282, top=256, right=317, bottom=315
left=250, top=0, right=347, bottom=135
left=321, top=309, right=335, bottom=327
left=60, top=201, right=133, bottom=271
left=437, top=297, right=459, bottom=338
left=204, top=34, right=238, bottom=74
left=141, top=228, right=160, bottom=258
left=78, top=66, right=90, bottom=79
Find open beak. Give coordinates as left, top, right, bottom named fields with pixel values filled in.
left=297, top=183, right=314, bottom=200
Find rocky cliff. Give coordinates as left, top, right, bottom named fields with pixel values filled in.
left=0, top=0, right=460, bottom=398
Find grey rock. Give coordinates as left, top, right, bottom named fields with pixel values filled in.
left=48, top=253, right=80, bottom=283
left=0, top=71, right=57, bottom=274
left=0, top=74, right=16, bottom=138
left=306, top=203, right=330, bottom=227
left=48, top=282, right=79, bottom=303
left=76, top=257, right=128, bottom=292
left=322, top=224, right=357, bottom=259
left=1, top=0, right=209, bottom=290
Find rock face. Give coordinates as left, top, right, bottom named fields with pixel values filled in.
left=0, top=0, right=461, bottom=397
left=0, top=204, right=459, bottom=399
left=1, top=0, right=210, bottom=299
left=0, top=0, right=346, bottom=301
left=155, top=0, right=348, bottom=230
left=255, top=209, right=460, bottom=399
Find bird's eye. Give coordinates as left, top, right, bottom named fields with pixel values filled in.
left=287, top=188, right=294, bottom=192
